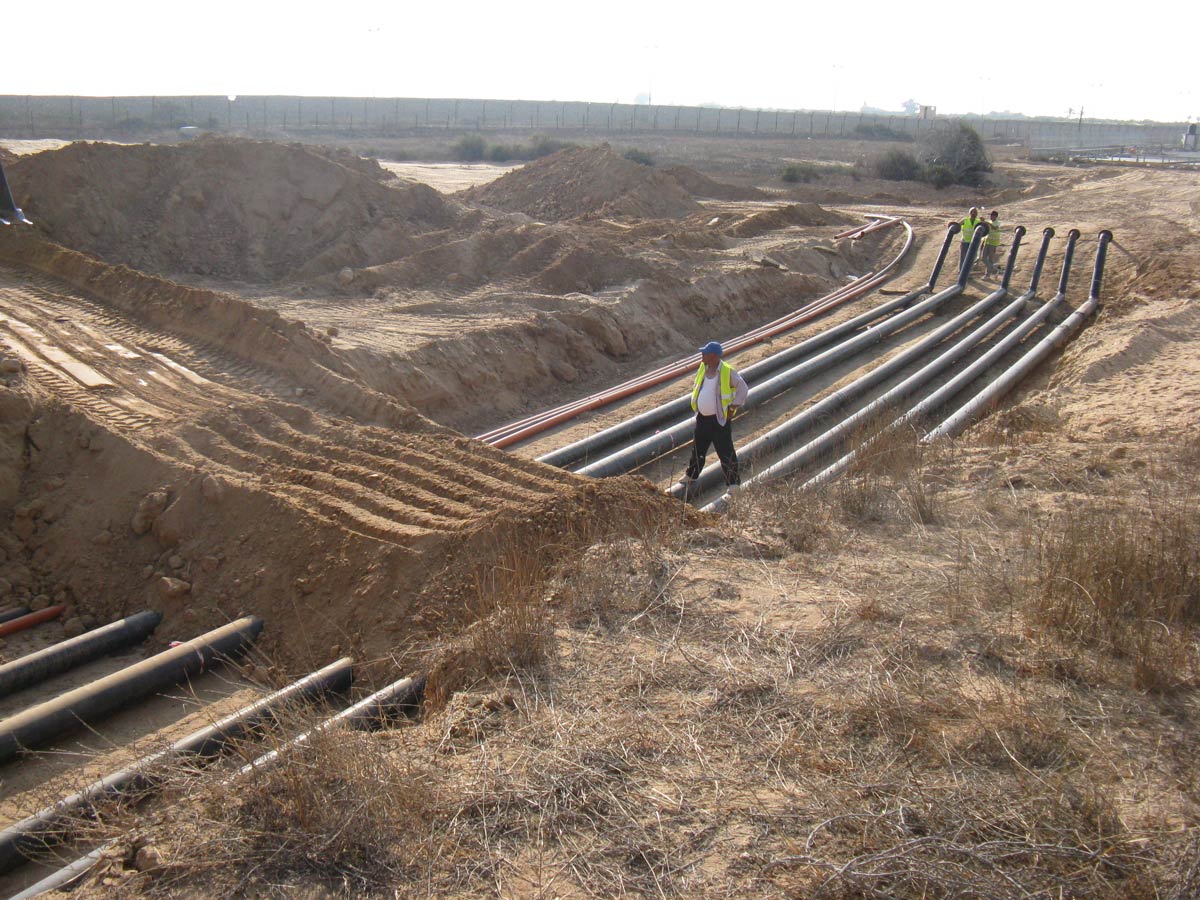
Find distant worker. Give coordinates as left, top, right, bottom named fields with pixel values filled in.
left=981, top=209, right=1002, bottom=279
left=679, top=341, right=749, bottom=494
left=958, top=206, right=983, bottom=275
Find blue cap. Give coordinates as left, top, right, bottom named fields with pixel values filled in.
left=699, top=341, right=723, bottom=356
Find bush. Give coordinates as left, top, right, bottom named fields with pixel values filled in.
left=919, top=122, right=992, bottom=187
left=623, top=148, right=655, bottom=166
left=527, top=135, right=575, bottom=158
left=925, top=162, right=955, bottom=189
left=875, top=149, right=924, bottom=182
left=452, top=134, right=486, bottom=162
left=782, top=163, right=821, bottom=183
left=854, top=123, right=913, bottom=142
left=487, top=143, right=522, bottom=162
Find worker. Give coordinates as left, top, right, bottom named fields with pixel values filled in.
left=958, top=206, right=983, bottom=274
left=679, top=341, right=749, bottom=493
left=981, top=209, right=1002, bottom=279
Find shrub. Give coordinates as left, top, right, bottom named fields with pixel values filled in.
left=782, top=163, right=821, bottom=183
left=527, top=135, right=575, bottom=158
left=875, top=148, right=924, bottom=182
left=623, top=148, right=655, bottom=166
left=925, top=162, right=955, bottom=189
left=452, top=134, right=486, bottom=162
left=854, top=123, right=913, bottom=142
left=919, top=122, right=992, bottom=187
left=487, top=143, right=521, bottom=162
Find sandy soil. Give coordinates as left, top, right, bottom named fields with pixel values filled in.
left=0, top=132, right=1198, bottom=898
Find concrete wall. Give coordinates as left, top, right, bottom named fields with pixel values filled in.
left=0, top=94, right=1186, bottom=150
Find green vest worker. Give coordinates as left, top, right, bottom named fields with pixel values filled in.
left=680, top=341, right=749, bottom=493
left=958, top=206, right=982, bottom=273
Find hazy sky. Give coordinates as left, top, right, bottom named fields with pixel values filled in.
left=8, top=1, right=1195, bottom=123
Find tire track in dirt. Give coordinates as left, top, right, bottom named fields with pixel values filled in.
left=0, top=261, right=587, bottom=556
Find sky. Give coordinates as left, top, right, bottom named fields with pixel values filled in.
left=7, top=1, right=1195, bottom=123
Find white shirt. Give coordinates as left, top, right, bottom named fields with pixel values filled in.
left=697, top=373, right=722, bottom=416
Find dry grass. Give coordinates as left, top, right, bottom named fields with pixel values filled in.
left=1023, top=491, right=1200, bottom=691
left=44, top=448, right=1200, bottom=900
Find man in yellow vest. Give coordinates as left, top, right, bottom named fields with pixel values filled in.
left=959, top=206, right=983, bottom=274
left=981, top=209, right=1002, bottom=279
left=680, top=341, right=749, bottom=493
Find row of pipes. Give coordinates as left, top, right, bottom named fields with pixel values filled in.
left=0, top=611, right=426, bottom=899
left=499, top=221, right=1112, bottom=510
left=476, top=216, right=916, bottom=448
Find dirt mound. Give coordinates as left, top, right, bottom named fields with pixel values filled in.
left=724, top=203, right=854, bottom=238
left=462, top=144, right=700, bottom=222
left=662, top=164, right=768, bottom=201
left=0, top=147, right=16, bottom=167
left=6, top=137, right=464, bottom=282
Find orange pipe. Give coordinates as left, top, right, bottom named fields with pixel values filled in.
left=0, top=605, right=67, bottom=639
left=479, top=218, right=909, bottom=447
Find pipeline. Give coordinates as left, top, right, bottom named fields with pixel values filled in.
left=0, top=616, right=264, bottom=763
left=476, top=218, right=915, bottom=448
left=0, top=611, right=162, bottom=700
left=0, top=605, right=66, bottom=640
left=0, top=657, right=353, bottom=876
left=238, top=673, right=425, bottom=775
left=537, top=224, right=962, bottom=470
left=0, top=161, right=30, bottom=226
left=696, top=228, right=1023, bottom=508
left=802, top=229, right=1063, bottom=489
left=578, top=225, right=989, bottom=481
left=0, top=606, right=31, bottom=625
left=925, top=229, right=1105, bottom=442
left=3, top=668, right=419, bottom=897
left=704, top=228, right=1035, bottom=509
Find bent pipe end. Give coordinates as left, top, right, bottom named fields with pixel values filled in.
left=926, top=223, right=962, bottom=291
left=999, top=225, right=1028, bottom=292
left=1090, top=230, right=1115, bottom=301
left=1056, top=228, right=1083, bottom=296
left=956, top=224, right=990, bottom=288
left=1027, top=227, right=1056, bottom=294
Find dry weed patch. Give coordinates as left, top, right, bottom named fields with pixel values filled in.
left=1023, top=491, right=1200, bottom=691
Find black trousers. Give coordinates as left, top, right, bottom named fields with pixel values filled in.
left=685, top=413, right=740, bottom=485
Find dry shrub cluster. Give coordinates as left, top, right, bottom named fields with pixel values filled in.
left=1024, top=492, right=1200, bottom=691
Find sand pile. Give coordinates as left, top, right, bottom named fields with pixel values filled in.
left=462, top=144, right=700, bottom=222
left=0, top=147, right=16, bottom=167
left=6, top=137, right=464, bottom=282
left=724, top=202, right=854, bottom=238
left=663, top=164, right=768, bottom=201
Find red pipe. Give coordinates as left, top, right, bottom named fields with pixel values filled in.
left=0, top=605, right=67, bottom=639
left=479, top=218, right=909, bottom=448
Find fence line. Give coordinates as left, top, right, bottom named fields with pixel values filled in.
left=0, top=95, right=1186, bottom=150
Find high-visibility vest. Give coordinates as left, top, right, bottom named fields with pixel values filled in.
left=691, top=361, right=736, bottom=420
left=986, top=219, right=1001, bottom=246
left=961, top=216, right=982, bottom=242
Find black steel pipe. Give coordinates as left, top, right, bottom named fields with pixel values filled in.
left=0, top=606, right=31, bottom=625
left=926, top=230, right=1107, bottom=442
left=924, top=222, right=961, bottom=292
left=672, top=256, right=1019, bottom=500
left=577, top=260, right=977, bottom=481
left=0, top=162, right=30, bottom=225
left=719, top=233, right=1038, bottom=505
left=0, top=611, right=162, bottom=700
left=238, top=673, right=425, bottom=774
left=957, top=223, right=989, bottom=285
left=0, top=616, right=264, bottom=763
left=0, top=657, right=353, bottom=876
left=538, top=224, right=962, bottom=470
left=1055, top=228, right=1083, bottom=296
